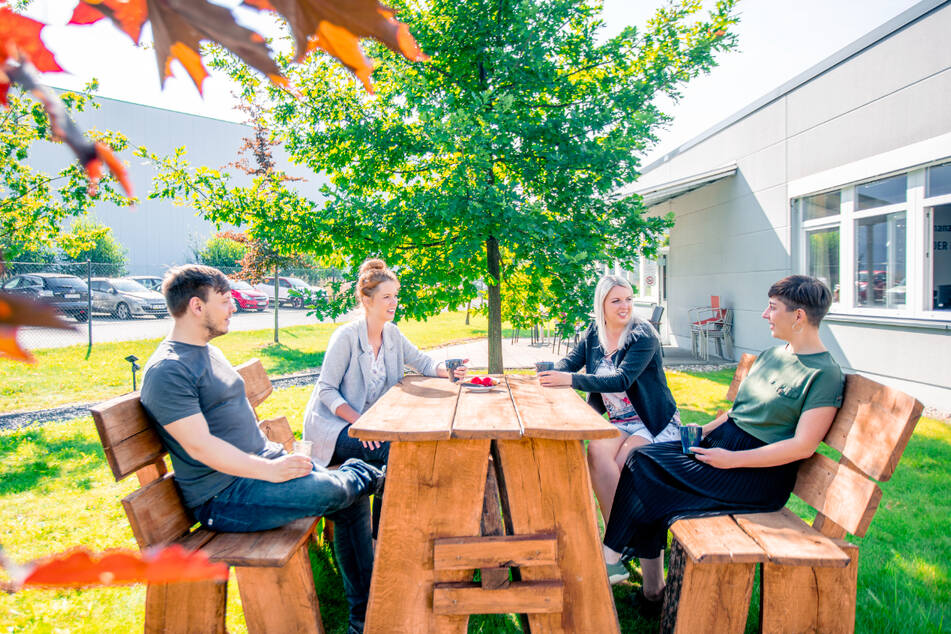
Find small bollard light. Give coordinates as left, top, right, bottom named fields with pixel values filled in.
left=124, top=354, right=141, bottom=391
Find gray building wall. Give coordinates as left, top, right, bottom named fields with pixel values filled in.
left=636, top=1, right=951, bottom=410
left=26, top=94, right=321, bottom=275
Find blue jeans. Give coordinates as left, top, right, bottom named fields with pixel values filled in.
left=193, top=458, right=381, bottom=627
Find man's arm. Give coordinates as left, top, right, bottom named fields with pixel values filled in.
left=164, top=413, right=312, bottom=483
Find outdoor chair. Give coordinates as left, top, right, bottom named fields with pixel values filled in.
left=646, top=304, right=665, bottom=357
left=688, top=296, right=726, bottom=360
left=703, top=307, right=733, bottom=360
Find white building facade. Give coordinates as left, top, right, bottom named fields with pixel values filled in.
left=26, top=93, right=318, bottom=275
left=635, top=0, right=951, bottom=410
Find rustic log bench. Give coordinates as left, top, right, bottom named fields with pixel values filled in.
left=91, top=358, right=323, bottom=633
left=661, top=353, right=924, bottom=634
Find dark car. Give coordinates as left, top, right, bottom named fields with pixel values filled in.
left=0, top=273, right=90, bottom=321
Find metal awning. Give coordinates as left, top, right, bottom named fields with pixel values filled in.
left=636, top=162, right=737, bottom=207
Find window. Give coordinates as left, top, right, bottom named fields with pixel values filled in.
left=795, top=159, right=951, bottom=318
left=805, top=226, right=840, bottom=302
left=854, top=212, right=905, bottom=308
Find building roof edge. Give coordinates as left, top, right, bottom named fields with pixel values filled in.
left=639, top=0, right=949, bottom=175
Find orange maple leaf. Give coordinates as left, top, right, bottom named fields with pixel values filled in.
left=0, top=326, right=34, bottom=363
left=0, top=7, right=63, bottom=73
left=244, top=0, right=429, bottom=92
left=68, top=0, right=149, bottom=43
left=19, top=545, right=228, bottom=588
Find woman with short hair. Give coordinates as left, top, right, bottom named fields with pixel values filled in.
left=602, top=275, right=844, bottom=615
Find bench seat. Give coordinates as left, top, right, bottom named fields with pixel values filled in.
left=92, top=358, right=326, bottom=634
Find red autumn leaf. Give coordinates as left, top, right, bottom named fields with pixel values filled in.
left=20, top=545, right=228, bottom=588
left=0, top=7, right=63, bottom=73
left=69, top=0, right=148, bottom=43
left=244, top=0, right=428, bottom=92
left=73, top=0, right=284, bottom=94
left=0, top=326, right=34, bottom=363
left=92, top=142, right=134, bottom=198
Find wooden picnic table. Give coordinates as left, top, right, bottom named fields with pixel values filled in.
left=350, top=374, right=621, bottom=633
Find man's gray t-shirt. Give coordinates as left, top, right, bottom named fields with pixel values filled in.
left=140, top=340, right=283, bottom=508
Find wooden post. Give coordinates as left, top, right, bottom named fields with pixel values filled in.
left=234, top=544, right=324, bottom=634
left=661, top=540, right=756, bottom=634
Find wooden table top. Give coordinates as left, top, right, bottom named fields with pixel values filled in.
left=350, top=375, right=619, bottom=442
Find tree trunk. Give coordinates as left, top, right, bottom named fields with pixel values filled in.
left=486, top=236, right=503, bottom=373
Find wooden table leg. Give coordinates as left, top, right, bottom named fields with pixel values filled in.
left=495, top=437, right=620, bottom=633
left=364, top=439, right=491, bottom=633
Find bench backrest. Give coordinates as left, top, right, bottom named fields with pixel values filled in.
left=726, top=353, right=923, bottom=539
left=90, top=358, right=287, bottom=548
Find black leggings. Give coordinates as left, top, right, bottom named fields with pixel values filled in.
left=332, top=425, right=389, bottom=538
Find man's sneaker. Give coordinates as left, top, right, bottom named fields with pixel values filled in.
left=606, top=560, right=629, bottom=585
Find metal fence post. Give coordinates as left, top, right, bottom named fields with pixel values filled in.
left=273, top=264, right=279, bottom=344
left=86, top=259, right=92, bottom=357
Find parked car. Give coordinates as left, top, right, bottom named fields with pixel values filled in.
left=90, top=277, right=168, bottom=319
left=229, top=280, right=269, bottom=312
left=254, top=276, right=325, bottom=309
left=126, top=275, right=164, bottom=292
left=0, top=273, right=90, bottom=321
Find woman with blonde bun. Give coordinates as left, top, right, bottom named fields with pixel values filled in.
left=303, top=259, right=468, bottom=468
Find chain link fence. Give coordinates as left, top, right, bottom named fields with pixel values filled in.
left=2, top=261, right=352, bottom=353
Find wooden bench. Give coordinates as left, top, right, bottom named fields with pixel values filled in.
left=90, top=358, right=323, bottom=633
left=662, top=353, right=924, bottom=634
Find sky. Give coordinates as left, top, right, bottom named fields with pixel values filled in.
left=24, top=0, right=924, bottom=167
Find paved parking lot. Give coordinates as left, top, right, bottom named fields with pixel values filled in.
left=18, top=307, right=353, bottom=349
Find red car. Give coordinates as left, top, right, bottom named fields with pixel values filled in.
left=229, top=280, right=269, bottom=311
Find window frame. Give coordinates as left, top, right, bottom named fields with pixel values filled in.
left=794, top=159, right=951, bottom=321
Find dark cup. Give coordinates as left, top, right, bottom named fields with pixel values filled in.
left=680, top=424, right=703, bottom=455
left=446, top=358, right=464, bottom=383
left=534, top=361, right=555, bottom=373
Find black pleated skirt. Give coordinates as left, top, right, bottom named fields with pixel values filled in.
left=603, top=418, right=799, bottom=559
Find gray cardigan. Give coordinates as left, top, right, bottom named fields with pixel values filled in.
left=303, top=318, right=441, bottom=466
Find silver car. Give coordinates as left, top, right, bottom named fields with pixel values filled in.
left=90, top=277, right=168, bottom=319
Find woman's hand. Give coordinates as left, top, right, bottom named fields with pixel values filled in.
left=437, top=358, right=469, bottom=380
left=362, top=440, right=382, bottom=450
left=691, top=446, right=741, bottom=469
left=538, top=370, right=572, bottom=387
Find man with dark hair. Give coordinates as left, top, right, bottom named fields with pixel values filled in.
left=141, top=264, right=381, bottom=634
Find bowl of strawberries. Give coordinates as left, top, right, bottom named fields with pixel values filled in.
left=461, top=376, right=498, bottom=392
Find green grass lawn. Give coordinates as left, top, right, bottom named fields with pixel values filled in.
left=0, top=370, right=948, bottom=632
left=0, top=311, right=502, bottom=413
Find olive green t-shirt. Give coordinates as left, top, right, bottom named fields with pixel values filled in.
left=729, top=346, right=844, bottom=444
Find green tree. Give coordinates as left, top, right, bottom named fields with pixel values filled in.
left=197, top=231, right=248, bottom=270
left=0, top=82, right=134, bottom=261
left=58, top=216, right=128, bottom=276
left=145, top=0, right=738, bottom=371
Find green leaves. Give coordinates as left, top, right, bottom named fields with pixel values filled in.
left=144, top=0, right=738, bottom=360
